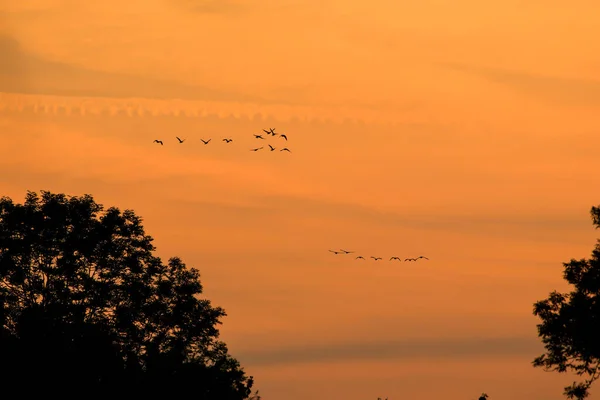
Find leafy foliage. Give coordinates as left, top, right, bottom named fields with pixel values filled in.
left=533, top=205, right=600, bottom=399
left=0, top=190, right=259, bottom=398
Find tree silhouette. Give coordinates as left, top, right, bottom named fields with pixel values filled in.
left=0, top=190, right=259, bottom=398
left=532, top=205, right=600, bottom=400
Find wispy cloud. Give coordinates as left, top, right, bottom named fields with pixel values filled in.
left=438, top=62, right=600, bottom=106
left=136, top=191, right=590, bottom=246
left=0, top=35, right=266, bottom=103
left=168, top=0, right=251, bottom=14
left=250, top=194, right=588, bottom=237
left=0, top=0, right=76, bottom=15
left=235, top=336, right=541, bottom=366
left=0, top=33, right=419, bottom=115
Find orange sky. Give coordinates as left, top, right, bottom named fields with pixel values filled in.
left=1, top=1, right=600, bottom=399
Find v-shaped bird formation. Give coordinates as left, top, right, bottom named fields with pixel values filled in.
left=152, top=127, right=292, bottom=153
left=328, top=249, right=429, bottom=262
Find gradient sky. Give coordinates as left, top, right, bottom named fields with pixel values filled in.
left=2, top=1, right=600, bottom=399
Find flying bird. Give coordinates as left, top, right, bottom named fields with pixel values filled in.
left=329, top=250, right=342, bottom=254
left=280, top=134, right=288, bottom=140
left=200, top=139, right=211, bottom=144
left=176, top=137, right=185, bottom=143
left=340, top=249, right=354, bottom=254
left=254, top=134, right=265, bottom=139
left=355, top=256, right=365, bottom=260
left=416, top=256, right=429, bottom=260
left=153, top=140, right=163, bottom=145
left=390, top=257, right=402, bottom=261
left=404, top=258, right=417, bottom=262
left=268, top=144, right=276, bottom=151
left=263, top=128, right=276, bottom=136
left=280, top=148, right=291, bottom=152
left=371, top=257, right=382, bottom=261
left=250, top=147, right=263, bottom=151
left=223, top=138, right=233, bottom=143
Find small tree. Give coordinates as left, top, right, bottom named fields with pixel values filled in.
left=533, top=205, right=600, bottom=399
left=0, top=190, right=259, bottom=398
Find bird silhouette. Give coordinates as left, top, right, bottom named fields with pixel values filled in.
left=223, top=138, right=233, bottom=143
left=263, top=128, right=276, bottom=136
left=355, top=256, right=365, bottom=260
left=250, top=147, right=263, bottom=152
left=328, top=250, right=342, bottom=254
left=416, top=255, right=429, bottom=260
left=254, top=134, right=265, bottom=139
left=176, top=137, right=185, bottom=143
left=200, top=139, right=211, bottom=144
left=280, top=134, right=288, bottom=140
left=340, top=249, right=354, bottom=254
left=153, top=140, right=163, bottom=145
left=280, top=148, right=291, bottom=152
left=371, top=256, right=382, bottom=261
left=404, top=258, right=417, bottom=262
left=268, top=144, right=276, bottom=151
left=390, top=257, right=402, bottom=261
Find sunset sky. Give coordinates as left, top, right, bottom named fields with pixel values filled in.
left=2, top=0, right=600, bottom=399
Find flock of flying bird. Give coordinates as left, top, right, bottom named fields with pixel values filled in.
left=152, top=128, right=292, bottom=152
left=328, top=249, right=429, bottom=262
left=152, top=128, right=432, bottom=263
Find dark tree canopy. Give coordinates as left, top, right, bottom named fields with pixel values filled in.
left=533, top=205, right=600, bottom=400
left=0, top=190, right=259, bottom=399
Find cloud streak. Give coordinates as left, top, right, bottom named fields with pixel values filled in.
left=235, top=336, right=542, bottom=366
left=250, top=194, right=588, bottom=237
left=438, top=62, right=600, bottom=106
left=0, top=35, right=268, bottom=103
left=0, top=34, right=419, bottom=115
left=0, top=27, right=424, bottom=118
left=168, top=0, right=251, bottom=14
